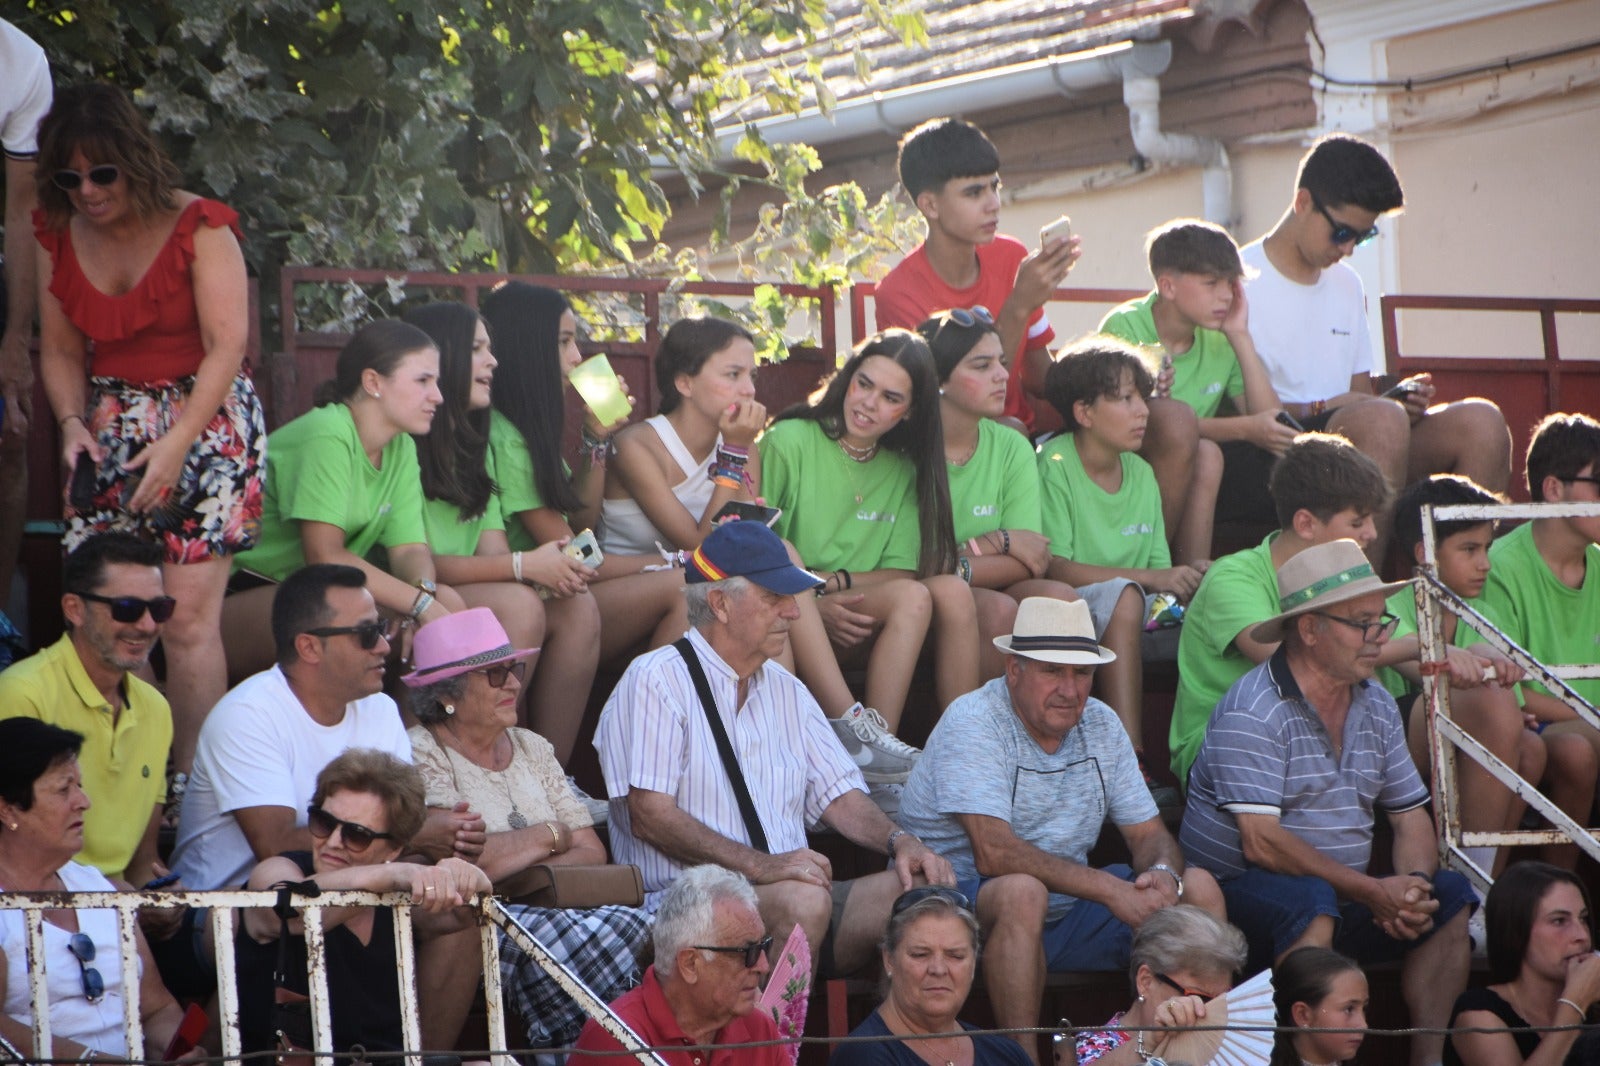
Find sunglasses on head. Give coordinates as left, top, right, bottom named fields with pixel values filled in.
left=52, top=166, right=121, bottom=191
left=67, top=932, right=106, bottom=1003
left=306, top=804, right=396, bottom=851
left=1309, top=192, right=1380, bottom=247
left=476, top=660, right=527, bottom=688
left=77, top=591, right=177, bottom=624
left=305, top=618, right=397, bottom=650
left=693, top=935, right=773, bottom=968
left=891, top=885, right=973, bottom=916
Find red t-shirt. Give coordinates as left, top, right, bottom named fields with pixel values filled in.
left=570, top=965, right=790, bottom=1066
left=35, top=197, right=243, bottom=383
left=874, top=234, right=1056, bottom=429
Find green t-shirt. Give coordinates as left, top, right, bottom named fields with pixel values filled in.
left=1037, top=435, right=1170, bottom=570
left=947, top=419, right=1043, bottom=544
left=759, top=418, right=920, bottom=572
left=1099, top=292, right=1245, bottom=420
left=234, top=403, right=428, bottom=580
left=1171, top=532, right=1280, bottom=786
left=1376, top=584, right=1523, bottom=705
left=487, top=411, right=549, bottom=552
left=420, top=440, right=507, bottom=558
left=1483, top=523, right=1600, bottom=706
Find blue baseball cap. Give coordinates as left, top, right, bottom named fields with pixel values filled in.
left=685, top=521, right=824, bottom=596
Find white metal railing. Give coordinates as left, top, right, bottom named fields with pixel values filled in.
left=0, top=888, right=667, bottom=1065
left=1417, top=501, right=1600, bottom=892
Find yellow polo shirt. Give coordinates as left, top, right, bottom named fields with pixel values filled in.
left=0, top=633, right=171, bottom=876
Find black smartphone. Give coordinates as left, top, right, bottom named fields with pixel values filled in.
left=69, top=452, right=97, bottom=511
left=1381, top=379, right=1423, bottom=399
left=1275, top=410, right=1305, bottom=432
left=712, top=501, right=782, bottom=527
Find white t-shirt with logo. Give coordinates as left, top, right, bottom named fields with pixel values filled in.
left=1240, top=240, right=1374, bottom=404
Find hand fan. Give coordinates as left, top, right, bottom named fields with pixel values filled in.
left=1155, top=967, right=1275, bottom=1066
left=758, top=925, right=812, bottom=1066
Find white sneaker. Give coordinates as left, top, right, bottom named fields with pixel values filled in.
left=830, top=705, right=920, bottom=783
left=869, top=781, right=904, bottom=819
left=566, top=776, right=610, bottom=826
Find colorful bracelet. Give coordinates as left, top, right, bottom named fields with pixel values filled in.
left=1000, top=528, right=1011, bottom=555
left=715, top=444, right=749, bottom=468
left=956, top=557, right=973, bottom=583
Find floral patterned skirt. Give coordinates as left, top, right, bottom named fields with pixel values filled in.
left=63, top=373, right=266, bottom=564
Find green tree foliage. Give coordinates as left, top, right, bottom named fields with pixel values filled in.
left=15, top=0, right=924, bottom=338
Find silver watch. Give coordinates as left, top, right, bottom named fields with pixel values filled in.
left=1147, top=862, right=1184, bottom=899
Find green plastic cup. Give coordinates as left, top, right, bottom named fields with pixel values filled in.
left=568, top=353, right=631, bottom=427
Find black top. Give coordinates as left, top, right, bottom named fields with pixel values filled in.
left=234, top=851, right=404, bottom=1055
left=828, top=1009, right=1033, bottom=1065
left=1444, top=986, right=1540, bottom=1066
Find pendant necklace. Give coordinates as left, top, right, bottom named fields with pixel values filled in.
left=443, top=731, right=529, bottom=829
left=838, top=437, right=877, bottom=504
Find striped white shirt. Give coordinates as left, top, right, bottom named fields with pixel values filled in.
left=595, top=628, right=866, bottom=901
left=1179, top=648, right=1428, bottom=881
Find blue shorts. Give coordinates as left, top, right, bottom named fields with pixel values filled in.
left=1220, top=867, right=1476, bottom=972
left=959, top=864, right=1137, bottom=973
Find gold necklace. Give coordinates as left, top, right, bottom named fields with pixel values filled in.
left=838, top=436, right=878, bottom=462
left=836, top=444, right=874, bottom=505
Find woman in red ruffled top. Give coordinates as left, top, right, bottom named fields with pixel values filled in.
left=33, top=83, right=266, bottom=796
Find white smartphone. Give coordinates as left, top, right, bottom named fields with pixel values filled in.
left=1040, top=215, right=1073, bottom=248
left=563, top=528, right=605, bottom=568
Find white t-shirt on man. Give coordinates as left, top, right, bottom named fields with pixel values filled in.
left=1241, top=240, right=1374, bottom=404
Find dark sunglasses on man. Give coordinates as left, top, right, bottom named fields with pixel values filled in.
left=305, top=618, right=398, bottom=650
left=76, top=591, right=178, bottom=624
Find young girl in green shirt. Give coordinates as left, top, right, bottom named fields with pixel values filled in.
left=403, top=302, right=599, bottom=751
left=761, top=330, right=979, bottom=736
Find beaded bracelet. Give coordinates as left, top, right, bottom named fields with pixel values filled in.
left=1000, top=528, right=1011, bottom=555
left=715, top=444, right=750, bottom=468
left=580, top=426, right=611, bottom=467
left=956, top=557, right=973, bottom=583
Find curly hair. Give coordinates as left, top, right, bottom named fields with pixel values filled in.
left=34, top=83, right=183, bottom=230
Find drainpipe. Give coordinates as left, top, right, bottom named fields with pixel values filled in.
left=1119, top=40, right=1234, bottom=227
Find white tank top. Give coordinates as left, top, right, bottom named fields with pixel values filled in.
left=600, top=414, right=719, bottom=555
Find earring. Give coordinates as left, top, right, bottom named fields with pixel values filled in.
left=367, top=389, right=381, bottom=399
left=444, top=704, right=455, bottom=716
left=1136, top=995, right=1145, bottom=1004
left=7, top=824, right=15, bottom=831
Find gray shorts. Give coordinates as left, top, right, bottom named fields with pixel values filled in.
left=1074, top=577, right=1141, bottom=637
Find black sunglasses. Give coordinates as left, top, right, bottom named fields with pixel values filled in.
left=891, top=886, right=973, bottom=916
left=693, top=935, right=773, bottom=968
left=305, top=618, right=397, bottom=650
left=77, top=591, right=177, bottom=624
left=67, top=932, right=106, bottom=1003
left=1310, top=192, right=1379, bottom=247
left=306, top=804, right=397, bottom=851
left=52, top=165, right=121, bottom=191
left=476, top=660, right=528, bottom=688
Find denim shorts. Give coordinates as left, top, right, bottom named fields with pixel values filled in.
left=959, top=863, right=1138, bottom=974
left=1220, top=866, right=1476, bottom=972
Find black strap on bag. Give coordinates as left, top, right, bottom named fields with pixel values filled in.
left=674, top=637, right=770, bottom=853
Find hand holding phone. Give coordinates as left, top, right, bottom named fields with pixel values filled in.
left=712, top=501, right=783, bottom=527
left=69, top=452, right=98, bottom=512
left=562, top=528, right=604, bottom=568
left=1040, top=215, right=1073, bottom=249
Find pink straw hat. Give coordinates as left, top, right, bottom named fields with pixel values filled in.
left=400, top=607, right=537, bottom=686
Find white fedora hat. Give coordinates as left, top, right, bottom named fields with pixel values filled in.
left=993, top=597, right=1116, bottom=665
left=1249, top=539, right=1412, bottom=644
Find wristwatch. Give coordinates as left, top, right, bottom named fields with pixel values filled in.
left=886, top=829, right=909, bottom=858
left=1147, top=863, right=1184, bottom=899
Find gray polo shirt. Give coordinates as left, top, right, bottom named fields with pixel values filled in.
left=898, top=677, right=1158, bottom=922
left=1179, top=648, right=1428, bottom=882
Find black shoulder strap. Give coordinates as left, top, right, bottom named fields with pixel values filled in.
left=270, top=879, right=322, bottom=985
left=673, top=637, right=770, bottom=853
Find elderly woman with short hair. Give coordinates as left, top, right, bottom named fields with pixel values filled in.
left=831, top=886, right=1031, bottom=1064
left=1074, top=905, right=1248, bottom=1065
left=403, top=608, right=648, bottom=1051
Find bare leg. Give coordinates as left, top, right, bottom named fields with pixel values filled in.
left=789, top=592, right=859, bottom=717
left=1326, top=399, right=1409, bottom=557
left=534, top=593, right=602, bottom=765
left=220, top=584, right=278, bottom=684
left=923, top=574, right=979, bottom=710
left=1140, top=397, right=1200, bottom=539
left=589, top=569, right=686, bottom=667
left=1401, top=907, right=1470, bottom=1066
left=1278, top=914, right=1336, bottom=962
left=829, top=870, right=914, bottom=975
left=973, top=588, right=1018, bottom=682
left=160, top=556, right=233, bottom=774
left=753, top=879, right=833, bottom=977
left=417, top=923, right=487, bottom=1050
left=0, top=426, right=24, bottom=608
left=1408, top=399, right=1512, bottom=494
left=1092, top=584, right=1146, bottom=745
left=976, top=874, right=1049, bottom=1065
left=1539, top=732, right=1597, bottom=869
left=1451, top=688, right=1540, bottom=871
left=1174, top=438, right=1222, bottom=566
left=833, top=579, right=932, bottom=732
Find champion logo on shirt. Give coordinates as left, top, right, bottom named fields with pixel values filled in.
left=856, top=510, right=897, bottom=523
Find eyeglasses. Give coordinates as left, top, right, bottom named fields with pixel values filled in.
left=693, top=935, right=773, bottom=968
left=76, top=592, right=178, bottom=624
left=1314, top=611, right=1400, bottom=643
left=306, top=805, right=396, bottom=852
left=67, top=933, right=106, bottom=1003
left=476, top=660, right=527, bottom=688
left=52, top=166, right=121, bottom=191
left=305, top=618, right=397, bottom=650
left=1153, top=971, right=1223, bottom=1002
left=891, top=886, right=973, bottom=916
left=1310, top=192, right=1380, bottom=247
